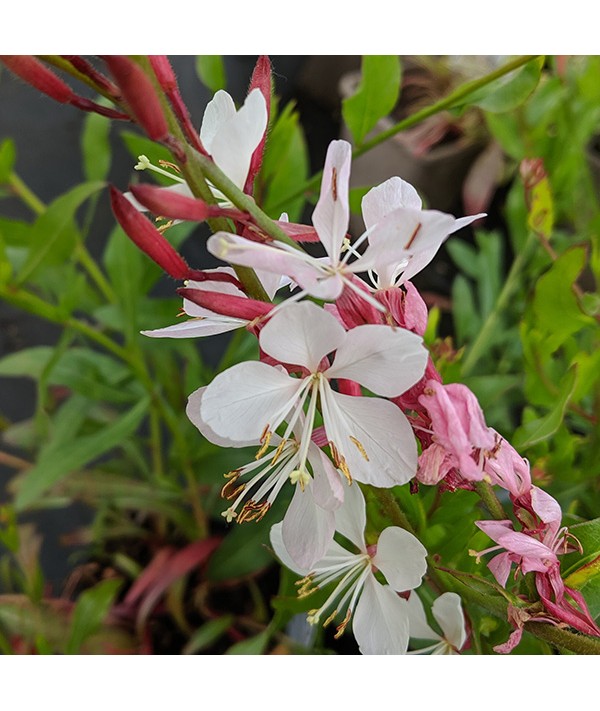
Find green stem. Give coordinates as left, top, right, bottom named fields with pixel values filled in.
left=271, top=55, right=541, bottom=211
left=39, top=55, right=122, bottom=105
left=149, top=404, right=164, bottom=479
left=373, top=487, right=416, bottom=534
left=8, top=173, right=45, bottom=214
left=474, top=481, right=509, bottom=520
left=461, top=230, right=538, bottom=376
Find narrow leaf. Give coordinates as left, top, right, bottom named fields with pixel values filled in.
left=196, top=56, right=227, bottom=93
left=66, top=578, right=122, bottom=654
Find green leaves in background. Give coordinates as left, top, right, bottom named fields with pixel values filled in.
left=342, top=55, right=401, bottom=146
left=16, top=181, right=105, bottom=285
left=196, top=56, right=227, bottom=93
left=0, top=138, right=16, bottom=183
left=15, top=395, right=149, bottom=510
left=259, top=101, right=308, bottom=222
left=563, top=518, right=600, bottom=620
left=81, top=109, right=112, bottom=182
left=468, top=56, right=545, bottom=113
left=66, top=578, right=122, bottom=654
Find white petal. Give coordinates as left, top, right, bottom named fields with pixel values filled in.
left=311, top=140, right=352, bottom=263
left=323, top=389, right=418, bottom=487
left=325, top=324, right=427, bottom=397
left=451, top=213, right=486, bottom=233
left=200, top=361, right=304, bottom=443
left=209, top=89, right=268, bottom=189
left=395, top=248, right=439, bottom=285
left=361, top=177, right=422, bottom=230
left=142, top=317, right=245, bottom=339
left=372, top=527, right=428, bottom=592
left=432, top=592, right=467, bottom=650
left=282, top=482, right=336, bottom=570
left=270, top=522, right=309, bottom=576
left=333, top=478, right=367, bottom=551
left=353, top=576, right=409, bottom=655
left=186, top=387, right=256, bottom=448
left=309, top=445, right=344, bottom=512
left=259, top=302, right=346, bottom=372
left=207, top=233, right=331, bottom=297
left=199, top=90, right=236, bottom=154
left=406, top=592, right=440, bottom=642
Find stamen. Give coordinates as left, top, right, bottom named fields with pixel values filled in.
left=158, top=159, right=181, bottom=173
left=334, top=609, right=352, bottom=639
left=349, top=436, right=369, bottom=461
left=255, top=428, right=272, bottom=460
left=221, top=507, right=237, bottom=523
left=134, top=154, right=186, bottom=183
left=404, top=222, right=422, bottom=250
left=331, top=167, right=338, bottom=201
left=238, top=500, right=270, bottom=523
left=221, top=474, right=246, bottom=500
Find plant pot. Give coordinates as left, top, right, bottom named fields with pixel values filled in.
left=339, top=69, right=488, bottom=228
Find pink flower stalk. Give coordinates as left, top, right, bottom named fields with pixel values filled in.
left=61, top=56, right=121, bottom=98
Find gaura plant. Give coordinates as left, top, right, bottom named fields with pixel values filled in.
left=1, top=54, right=599, bottom=655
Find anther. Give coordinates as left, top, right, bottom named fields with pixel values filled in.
left=349, top=436, right=369, bottom=461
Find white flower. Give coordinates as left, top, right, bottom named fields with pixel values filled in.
left=129, top=88, right=268, bottom=208
left=361, top=176, right=485, bottom=289
left=207, top=139, right=480, bottom=311
left=187, top=388, right=344, bottom=570
left=406, top=591, right=467, bottom=654
left=190, top=301, right=428, bottom=487
left=270, top=483, right=428, bottom=654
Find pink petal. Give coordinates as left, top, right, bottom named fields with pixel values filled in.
left=270, top=522, right=309, bottom=576
left=487, top=552, right=513, bottom=588
left=417, top=443, right=454, bottom=485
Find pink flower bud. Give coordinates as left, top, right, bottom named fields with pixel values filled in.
left=244, top=55, right=272, bottom=194
left=129, top=184, right=210, bottom=222
left=177, top=287, right=272, bottom=321
left=149, top=56, right=205, bottom=154
left=104, top=56, right=170, bottom=142
left=110, top=185, right=196, bottom=280
left=1, top=55, right=73, bottom=103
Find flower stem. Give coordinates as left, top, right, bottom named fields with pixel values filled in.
left=461, top=230, right=538, bottom=376
left=474, top=480, right=509, bottom=520
left=270, top=55, right=542, bottom=211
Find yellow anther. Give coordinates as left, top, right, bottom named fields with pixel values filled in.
left=271, top=439, right=288, bottom=465
left=334, top=609, right=352, bottom=639
left=255, top=427, right=272, bottom=460
left=349, top=436, right=369, bottom=462
left=323, top=610, right=338, bottom=628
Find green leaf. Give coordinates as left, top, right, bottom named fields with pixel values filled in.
left=259, top=101, right=308, bottom=222
left=342, top=55, right=401, bottom=146
left=563, top=519, right=600, bottom=619
left=81, top=108, right=112, bottom=182
left=226, top=629, right=269, bottom=655
left=532, top=247, right=595, bottom=352
left=468, top=57, right=544, bottom=113
left=446, top=239, right=479, bottom=279
left=0, top=138, right=16, bottom=183
left=452, top=274, right=480, bottom=344
left=65, top=578, right=122, bottom=654
left=183, top=616, right=234, bottom=654
left=513, top=365, right=578, bottom=449
left=16, top=181, right=105, bottom=285
left=195, top=56, right=227, bottom=93
left=348, top=186, right=371, bottom=218
left=15, top=396, right=150, bottom=510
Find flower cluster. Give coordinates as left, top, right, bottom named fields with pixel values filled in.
left=13, top=55, right=596, bottom=654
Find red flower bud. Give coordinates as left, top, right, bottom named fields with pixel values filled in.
left=110, top=185, right=195, bottom=280
left=103, top=56, right=170, bottom=142
left=1, top=55, right=73, bottom=103
left=149, top=56, right=205, bottom=154
left=129, top=184, right=210, bottom=222
left=178, top=287, right=272, bottom=321
left=244, top=55, right=272, bottom=194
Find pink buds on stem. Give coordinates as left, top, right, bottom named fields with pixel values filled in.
left=103, top=56, right=180, bottom=154
left=0, top=55, right=129, bottom=120
left=177, top=287, right=272, bottom=320
left=149, top=56, right=206, bottom=154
